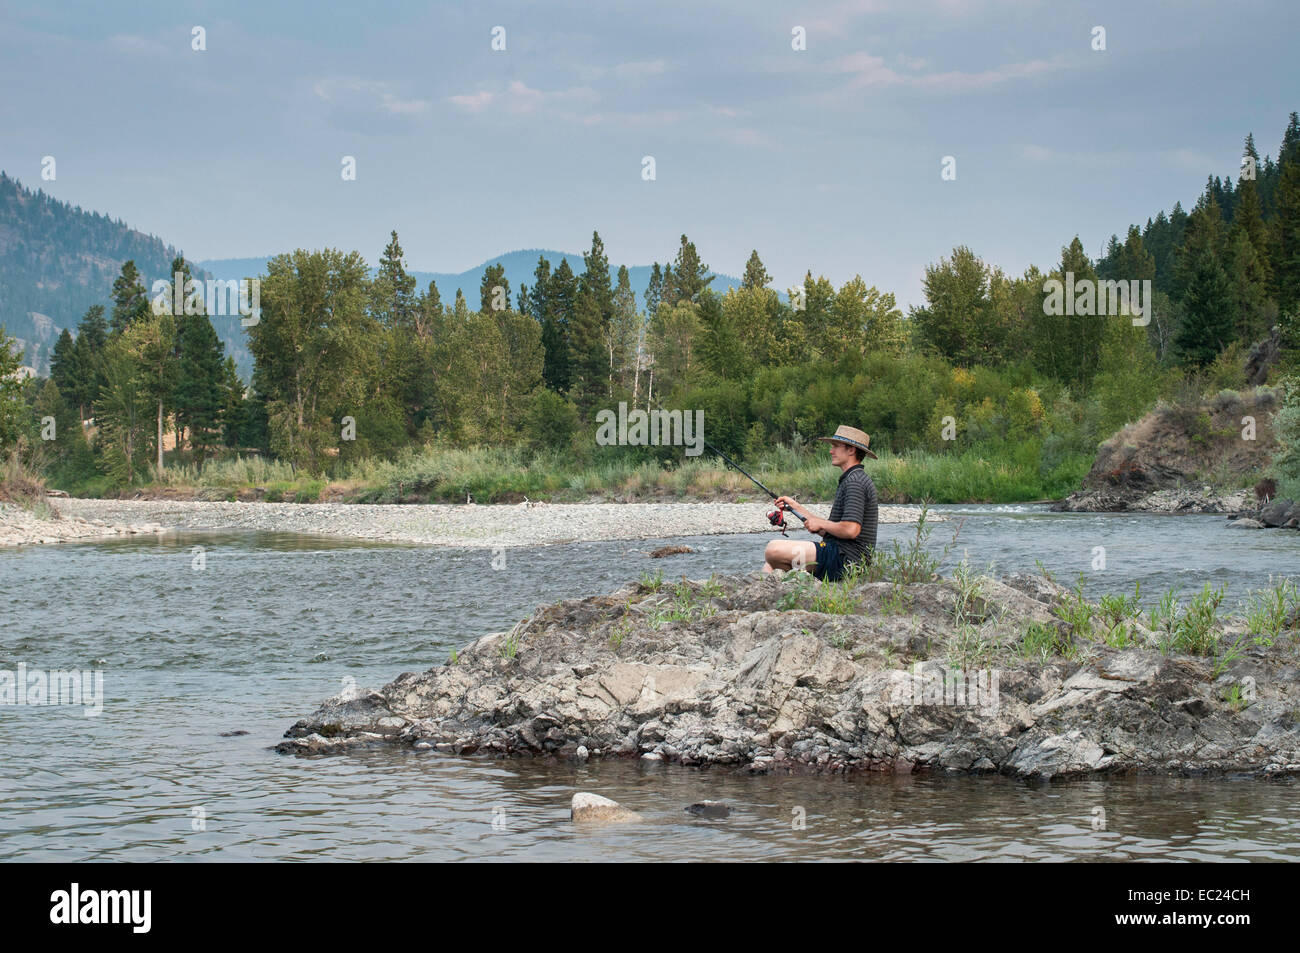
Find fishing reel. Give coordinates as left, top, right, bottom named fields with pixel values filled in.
left=767, top=503, right=790, bottom=536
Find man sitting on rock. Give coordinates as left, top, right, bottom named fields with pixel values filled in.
left=762, top=425, right=879, bottom=581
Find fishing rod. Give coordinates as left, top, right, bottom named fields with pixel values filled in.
left=643, top=396, right=807, bottom=533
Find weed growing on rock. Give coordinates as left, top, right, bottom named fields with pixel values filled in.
left=1211, top=636, right=1247, bottom=680
left=952, top=559, right=987, bottom=627
left=950, top=623, right=994, bottom=668
left=1174, top=583, right=1227, bottom=656
left=499, top=622, right=523, bottom=659
left=778, top=571, right=816, bottom=610
left=448, top=648, right=459, bottom=665
left=1097, top=583, right=1143, bottom=647
left=609, top=610, right=632, bottom=649
left=863, top=503, right=959, bottom=585
left=1019, top=621, right=1075, bottom=662
left=639, top=569, right=664, bottom=592
left=1243, top=577, right=1297, bottom=645
left=1054, top=578, right=1095, bottom=638
left=1222, top=682, right=1250, bottom=712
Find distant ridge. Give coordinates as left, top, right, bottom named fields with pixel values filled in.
left=198, top=247, right=749, bottom=310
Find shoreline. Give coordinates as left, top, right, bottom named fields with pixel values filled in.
left=11, top=497, right=938, bottom=549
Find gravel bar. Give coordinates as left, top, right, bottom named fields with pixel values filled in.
left=45, top=498, right=936, bottom=548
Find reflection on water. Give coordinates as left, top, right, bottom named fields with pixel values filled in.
left=2, top=508, right=1298, bottom=861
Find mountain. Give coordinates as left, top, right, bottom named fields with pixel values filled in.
left=0, top=169, right=750, bottom=382
left=198, top=248, right=748, bottom=313
left=0, top=172, right=241, bottom=375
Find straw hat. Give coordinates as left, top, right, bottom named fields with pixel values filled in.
left=816, top=425, right=878, bottom=459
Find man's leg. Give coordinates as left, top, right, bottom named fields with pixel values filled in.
left=763, top=539, right=817, bottom=573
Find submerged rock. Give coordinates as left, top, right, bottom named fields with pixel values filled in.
left=278, top=572, right=1300, bottom=779
left=571, top=792, right=641, bottom=823
left=686, top=801, right=732, bottom=819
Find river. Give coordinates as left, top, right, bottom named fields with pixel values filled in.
left=2, top=505, right=1297, bottom=860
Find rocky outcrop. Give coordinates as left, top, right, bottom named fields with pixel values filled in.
left=1054, top=387, right=1280, bottom=513
left=278, top=572, right=1300, bottom=780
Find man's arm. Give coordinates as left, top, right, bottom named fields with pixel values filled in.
left=773, top=496, right=861, bottom=538
left=816, top=519, right=861, bottom=539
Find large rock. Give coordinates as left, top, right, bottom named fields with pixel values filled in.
left=278, top=572, right=1300, bottom=779
left=1260, top=498, right=1299, bottom=528
left=571, top=792, right=641, bottom=823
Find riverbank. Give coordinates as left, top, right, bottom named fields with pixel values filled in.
left=43, top=497, right=937, bottom=548
left=0, top=499, right=164, bottom=547
left=279, top=568, right=1300, bottom=779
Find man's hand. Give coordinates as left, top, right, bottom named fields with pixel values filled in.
left=774, top=495, right=799, bottom=511
left=803, top=516, right=826, bottom=535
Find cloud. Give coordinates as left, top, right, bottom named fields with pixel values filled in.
left=313, top=78, right=430, bottom=116
left=447, top=81, right=598, bottom=116
left=1022, top=144, right=1054, bottom=161
left=831, top=51, right=1065, bottom=91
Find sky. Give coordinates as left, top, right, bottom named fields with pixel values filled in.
left=2, top=0, right=1297, bottom=307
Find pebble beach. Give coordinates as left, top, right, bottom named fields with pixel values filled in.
left=1, top=497, right=935, bottom=548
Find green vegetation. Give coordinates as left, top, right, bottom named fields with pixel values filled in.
left=1148, top=583, right=1228, bottom=656
left=1019, top=621, right=1077, bottom=662
left=1243, top=577, right=1298, bottom=644
left=5, top=114, right=1300, bottom=504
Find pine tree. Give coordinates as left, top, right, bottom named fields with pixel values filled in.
left=1234, top=134, right=1272, bottom=288
left=1225, top=225, right=1270, bottom=342
left=742, top=250, right=771, bottom=290
left=543, top=259, right=577, bottom=392
left=666, top=235, right=712, bottom=306
left=219, top=357, right=246, bottom=448
left=72, top=305, right=108, bottom=419
left=645, top=263, right=664, bottom=319
left=1275, top=140, right=1300, bottom=314
left=567, top=287, right=606, bottom=415
left=580, top=232, right=615, bottom=395
left=110, top=260, right=150, bottom=333
left=374, top=231, right=417, bottom=328
left=49, top=328, right=77, bottom=398
left=175, top=312, right=227, bottom=462
left=1175, top=244, right=1235, bottom=365
left=480, top=263, right=510, bottom=313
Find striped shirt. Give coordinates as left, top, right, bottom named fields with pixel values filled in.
left=826, top=464, right=878, bottom=565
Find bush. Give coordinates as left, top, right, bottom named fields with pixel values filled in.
left=523, top=388, right=578, bottom=454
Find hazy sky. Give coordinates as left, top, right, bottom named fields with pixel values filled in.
left=2, top=0, right=1296, bottom=306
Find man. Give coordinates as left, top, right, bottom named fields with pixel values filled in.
left=762, top=425, right=879, bottom=581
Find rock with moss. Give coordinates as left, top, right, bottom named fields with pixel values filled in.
left=278, top=571, right=1300, bottom=780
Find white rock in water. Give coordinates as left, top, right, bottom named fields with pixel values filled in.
left=575, top=745, right=589, bottom=761
left=571, top=792, right=641, bottom=823
left=1228, top=518, right=1265, bottom=529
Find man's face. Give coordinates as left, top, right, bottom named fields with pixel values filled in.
left=829, top=441, right=855, bottom=466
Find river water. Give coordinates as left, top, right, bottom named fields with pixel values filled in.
left=2, top=505, right=1297, bottom=861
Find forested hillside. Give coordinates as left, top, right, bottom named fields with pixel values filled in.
left=0, top=172, right=218, bottom=375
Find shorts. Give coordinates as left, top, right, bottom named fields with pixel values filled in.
left=810, top=536, right=846, bottom=582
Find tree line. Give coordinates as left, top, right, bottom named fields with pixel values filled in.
left=3, top=111, right=1299, bottom=495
